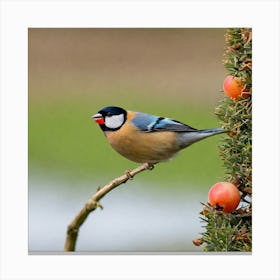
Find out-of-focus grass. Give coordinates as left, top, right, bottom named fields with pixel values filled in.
left=29, top=89, right=225, bottom=190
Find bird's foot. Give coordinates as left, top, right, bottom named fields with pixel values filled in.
left=125, top=169, right=134, bottom=180
left=142, top=162, right=155, bottom=170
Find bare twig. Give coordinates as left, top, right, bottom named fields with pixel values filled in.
left=64, top=163, right=152, bottom=251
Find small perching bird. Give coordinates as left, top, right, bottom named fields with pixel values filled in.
left=92, top=106, right=225, bottom=169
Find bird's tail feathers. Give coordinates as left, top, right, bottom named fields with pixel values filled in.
left=178, top=127, right=226, bottom=149
left=197, top=127, right=226, bottom=135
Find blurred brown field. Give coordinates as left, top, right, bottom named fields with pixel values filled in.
left=29, top=28, right=226, bottom=104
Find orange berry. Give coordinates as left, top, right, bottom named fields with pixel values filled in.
left=223, top=75, right=249, bottom=99
left=208, top=182, right=241, bottom=213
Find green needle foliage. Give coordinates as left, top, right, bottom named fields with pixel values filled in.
left=194, top=28, right=252, bottom=252
left=199, top=204, right=252, bottom=252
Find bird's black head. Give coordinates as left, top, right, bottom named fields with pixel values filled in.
left=92, top=106, right=127, bottom=131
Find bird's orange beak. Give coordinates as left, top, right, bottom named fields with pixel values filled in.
left=92, top=113, right=105, bottom=125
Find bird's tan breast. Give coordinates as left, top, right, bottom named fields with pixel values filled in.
left=104, top=122, right=179, bottom=163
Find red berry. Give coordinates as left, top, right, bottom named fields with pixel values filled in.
left=223, top=75, right=249, bottom=100
left=208, top=182, right=241, bottom=213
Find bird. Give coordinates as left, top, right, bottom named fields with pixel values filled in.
left=92, top=106, right=225, bottom=169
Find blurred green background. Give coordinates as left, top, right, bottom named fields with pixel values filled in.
left=28, top=28, right=227, bottom=252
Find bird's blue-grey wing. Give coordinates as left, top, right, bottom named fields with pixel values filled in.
left=131, top=112, right=197, bottom=132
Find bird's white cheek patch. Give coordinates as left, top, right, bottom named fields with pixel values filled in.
left=105, top=114, right=124, bottom=129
